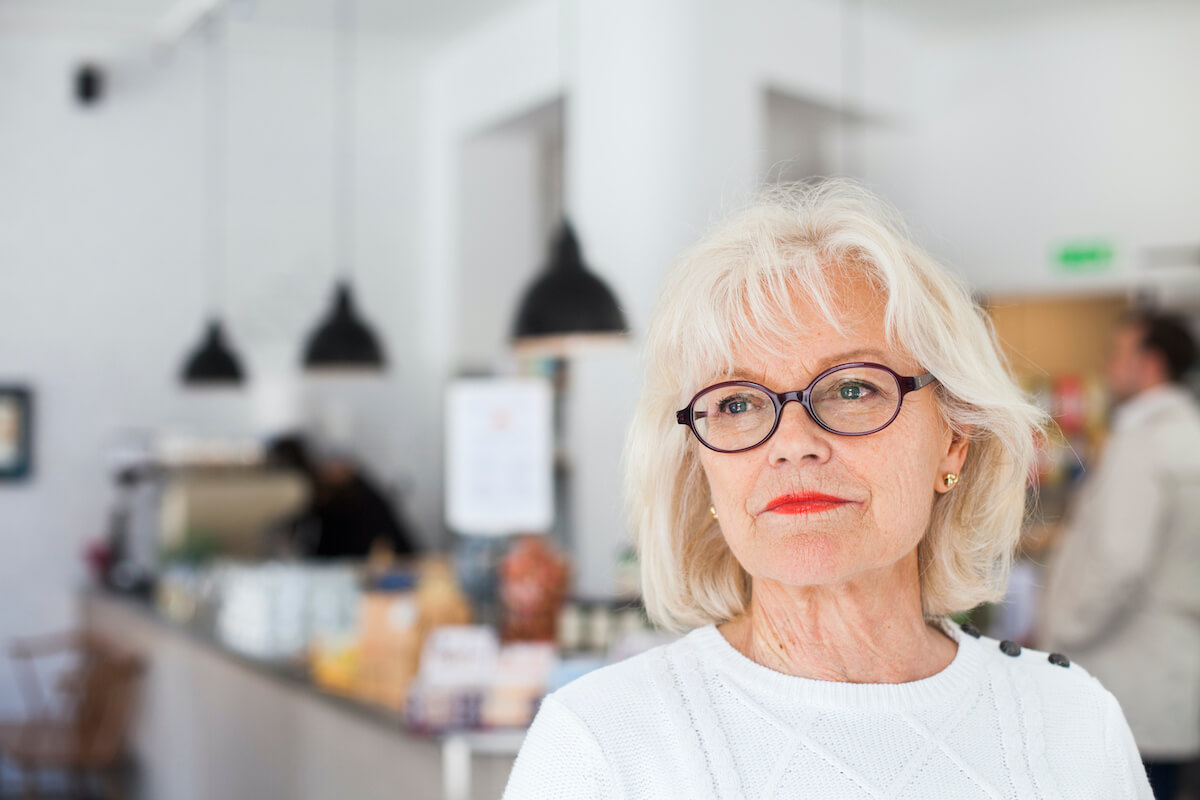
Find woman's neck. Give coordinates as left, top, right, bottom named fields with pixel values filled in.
left=717, top=553, right=957, bottom=684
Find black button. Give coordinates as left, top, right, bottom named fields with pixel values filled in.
left=1048, top=652, right=1070, bottom=668
left=999, top=640, right=1021, bottom=657
left=960, top=622, right=981, bottom=639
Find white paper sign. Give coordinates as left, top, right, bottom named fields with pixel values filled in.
left=445, top=378, right=554, bottom=535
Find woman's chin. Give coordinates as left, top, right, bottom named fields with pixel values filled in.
left=739, top=532, right=862, bottom=587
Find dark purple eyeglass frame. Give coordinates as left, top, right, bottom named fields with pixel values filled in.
left=675, top=362, right=937, bottom=453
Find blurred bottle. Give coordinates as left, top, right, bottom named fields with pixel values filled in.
left=415, top=557, right=473, bottom=634
left=499, top=536, right=569, bottom=642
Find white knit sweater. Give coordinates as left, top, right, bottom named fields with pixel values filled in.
left=503, top=623, right=1152, bottom=799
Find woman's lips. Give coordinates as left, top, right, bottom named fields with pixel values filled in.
left=763, top=493, right=855, bottom=515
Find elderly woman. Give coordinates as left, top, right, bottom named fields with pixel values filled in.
left=503, top=181, right=1151, bottom=799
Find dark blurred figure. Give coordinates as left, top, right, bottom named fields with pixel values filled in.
left=266, top=433, right=420, bottom=560
left=1041, top=312, right=1200, bottom=800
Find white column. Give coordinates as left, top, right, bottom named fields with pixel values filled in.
left=563, top=0, right=762, bottom=597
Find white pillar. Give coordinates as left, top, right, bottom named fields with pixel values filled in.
left=564, top=0, right=762, bottom=597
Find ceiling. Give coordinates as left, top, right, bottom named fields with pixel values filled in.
left=0, top=0, right=530, bottom=41
left=0, top=0, right=1148, bottom=41
left=866, top=0, right=1145, bottom=32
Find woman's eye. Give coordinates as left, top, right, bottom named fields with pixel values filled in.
left=719, top=395, right=755, bottom=414
left=837, top=382, right=874, bottom=400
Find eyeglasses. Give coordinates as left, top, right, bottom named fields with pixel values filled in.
left=675, top=362, right=936, bottom=453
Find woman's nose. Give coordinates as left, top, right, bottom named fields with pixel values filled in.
left=765, top=401, right=834, bottom=465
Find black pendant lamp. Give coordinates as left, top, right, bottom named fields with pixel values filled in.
left=302, top=0, right=385, bottom=373
left=513, top=221, right=627, bottom=351
left=182, top=319, right=245, bottom=384
left=181, top=14, right=247, bottom=387
left=302, top=281, right=384, bottom=368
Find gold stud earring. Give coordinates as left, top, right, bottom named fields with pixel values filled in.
left=942, top=472, right=959, bottom=490
left=709, top=505, right=719, bottom=520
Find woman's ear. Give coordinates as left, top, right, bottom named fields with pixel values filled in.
left=949, top=426, right=972, bottom=466
left=936, top=425, right=973, bottom=493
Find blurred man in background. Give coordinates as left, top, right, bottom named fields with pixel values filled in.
left=1041, top=312, right=1200, bottom=799
left=266, top=434, right=420, bottom=560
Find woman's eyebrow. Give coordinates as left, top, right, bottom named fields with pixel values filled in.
left=817, top=348, right=893, bottom=366
left=723, top=368, right=767, bottom=382
left=724, top=349, right=894, bottom=382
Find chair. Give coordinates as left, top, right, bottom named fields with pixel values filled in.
left=0, top=632, right=143, bottom=798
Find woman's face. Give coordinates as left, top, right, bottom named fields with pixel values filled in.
left=696, top=278, right=969, bottom=591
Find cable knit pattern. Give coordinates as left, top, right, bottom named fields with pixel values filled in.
left=677, top=642, right=745, bottom=799
left=1009, top=658, right=1053, bottom=798
left=503, top=624, right=1153, bottom=799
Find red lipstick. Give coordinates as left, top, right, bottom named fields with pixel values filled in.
left=763, top=492, right=853, bottom=515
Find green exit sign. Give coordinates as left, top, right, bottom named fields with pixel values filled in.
left=1054, top=241, right=1114, bottom=273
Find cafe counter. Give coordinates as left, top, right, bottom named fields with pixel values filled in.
left=82, top=589, right=520, bottom=800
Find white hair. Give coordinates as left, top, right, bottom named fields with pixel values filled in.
left=625, top=179, right=1046, bottom=632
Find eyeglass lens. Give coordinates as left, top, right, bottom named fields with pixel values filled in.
left=691, top=366, right=902, bottom=451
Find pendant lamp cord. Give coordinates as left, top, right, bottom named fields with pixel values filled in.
left=552, top=0, right=568, bottom=230
left=839, top=0, right=862, bottom=178
left=204, top=14, right=228, bottom=320
left=335, top=0, right=355, bottom=282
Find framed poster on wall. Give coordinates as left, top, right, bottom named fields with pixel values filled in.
left=0, top=386, right=33, bottom=482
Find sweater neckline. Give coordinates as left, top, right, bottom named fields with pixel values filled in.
left=685, top=621, right=984, bottom=711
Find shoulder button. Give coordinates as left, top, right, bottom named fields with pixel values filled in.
left=1048, top=652, right=1071, bottom=668
left=999, top=639, right=1022, bottom=657
left=960, top=622, right=982, bottom=639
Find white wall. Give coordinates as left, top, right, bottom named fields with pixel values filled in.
left=455, top=111, right=551, bottom=369
left=0, top=21, right=436, bottom=713
left=896, top=1, right=1200, bottom=294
